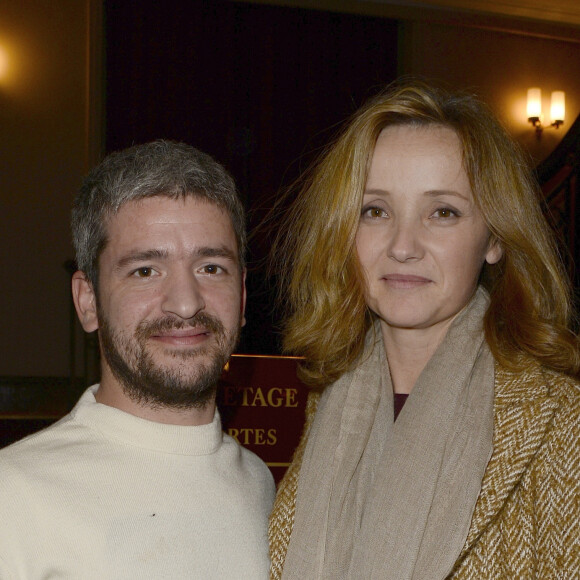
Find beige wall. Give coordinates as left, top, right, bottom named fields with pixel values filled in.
left=400, top=20, right=580, bottom=165
left=0, top=1, right=91, bottom=376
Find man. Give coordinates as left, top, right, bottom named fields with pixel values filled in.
left=0, top=141, right=275, bottom=578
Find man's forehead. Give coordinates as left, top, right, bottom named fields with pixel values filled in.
left=103, top=196, right=230, bottom=231
left=111, top=194, right=229, bottom=218
left=101, top=196, right=239, bottom=256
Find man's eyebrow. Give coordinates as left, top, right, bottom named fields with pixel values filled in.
left=196, top=246, right=238, bottom=262
left=116, top=249, right=169, bottom=269
left=115, top=246, right=238, bottom=270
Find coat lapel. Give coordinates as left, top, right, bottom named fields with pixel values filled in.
left=458, top=362, right=559, bottom=557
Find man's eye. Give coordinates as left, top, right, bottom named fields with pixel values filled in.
left=134, top=267, right=154, bottom=278
left=202, top=264, right=223, bottom=275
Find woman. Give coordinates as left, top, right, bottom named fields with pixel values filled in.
left=268, top=82, right=580, bottom=579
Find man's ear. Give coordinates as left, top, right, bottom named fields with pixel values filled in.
left=240, top=269, right=247, bottom=328
left=71, top=271, right=99, bottom=332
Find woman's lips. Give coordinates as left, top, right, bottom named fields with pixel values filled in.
left=382, top=274, right=432, bottom=289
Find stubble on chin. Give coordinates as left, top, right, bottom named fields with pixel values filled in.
left=98, top=312, right=241, bottom=410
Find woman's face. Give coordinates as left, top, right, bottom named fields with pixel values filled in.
left=356, top=124, right=502, bottom=342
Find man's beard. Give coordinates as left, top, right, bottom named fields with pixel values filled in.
left=98, top=312, right=240, bottom=410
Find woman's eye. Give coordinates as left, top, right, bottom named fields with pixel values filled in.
left=363, top=206, right=387, bottom=219
left=433, top=208, right=457, bottom=218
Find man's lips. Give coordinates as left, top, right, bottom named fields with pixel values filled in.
left=381, top=274, right=432, bottom=288
left=150, top=327, right=210, bottom=346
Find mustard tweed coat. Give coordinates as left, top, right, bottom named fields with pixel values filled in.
left=269, top=362, right=580, bottom=578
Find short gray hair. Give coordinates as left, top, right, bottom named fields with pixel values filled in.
left=72, top=140, right=246, bottom=287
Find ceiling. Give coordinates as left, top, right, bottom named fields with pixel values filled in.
left=369, top=0, right=580, bottom=27
left=245, top=0, right=580, bottom=39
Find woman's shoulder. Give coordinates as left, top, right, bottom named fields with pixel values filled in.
left=495, top=357, right=579, bottom=404
left=543, top=366, right=580, bottom=407
left=494, top=357, right=579, bottom=460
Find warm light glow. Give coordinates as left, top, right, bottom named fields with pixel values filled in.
left=550, top=91, right=565, bottom=124
left=527, top=87, right=542, bottom=119
left=0, top=46, right=8, bottom=80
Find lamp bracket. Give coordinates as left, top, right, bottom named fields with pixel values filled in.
left=528, top=117, right=563, bottom=138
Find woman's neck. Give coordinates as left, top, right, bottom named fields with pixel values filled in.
left=381, top=321, right=452, bottom=394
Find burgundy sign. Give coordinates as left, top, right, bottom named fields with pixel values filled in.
left=218, top=355, right=308, bottom=483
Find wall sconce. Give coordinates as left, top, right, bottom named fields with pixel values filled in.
left=527, top=88, right=565, bottom=137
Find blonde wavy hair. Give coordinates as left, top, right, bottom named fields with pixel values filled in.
left=272, top=81, right=579, bottom=387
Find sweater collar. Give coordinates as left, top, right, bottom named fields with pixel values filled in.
left=70, top=385, right=223, bottom=456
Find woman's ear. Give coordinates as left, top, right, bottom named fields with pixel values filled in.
left=71, top=271, right=99, bottom=332
left=485, top=237, right=503, bottom=265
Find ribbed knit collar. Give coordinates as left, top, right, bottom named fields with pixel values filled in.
left=70, top=385, right=223, bottom=456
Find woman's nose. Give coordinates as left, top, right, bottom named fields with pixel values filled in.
left=387, top=220, right=423, bottom=262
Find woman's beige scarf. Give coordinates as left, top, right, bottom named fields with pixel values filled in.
left=282, top=288, right=495, bottom=579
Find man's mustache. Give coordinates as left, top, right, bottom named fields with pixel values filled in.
left=136, top=313, right=225, bottom=340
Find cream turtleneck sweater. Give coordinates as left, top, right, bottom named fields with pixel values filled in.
left=0, top=385, right=275, bottom=579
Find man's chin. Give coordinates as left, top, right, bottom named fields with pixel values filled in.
left=146, top=348, right=222, bottom=372
left=118, top=364, right=221, bottom=409
left=147, top=340, right=208, bottom=356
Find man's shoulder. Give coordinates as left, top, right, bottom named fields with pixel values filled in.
left=0, top=415, right=83, bottom=521
left=0, top=407, right=97, bottom=484
left=221, top=432, right=276, bottom=491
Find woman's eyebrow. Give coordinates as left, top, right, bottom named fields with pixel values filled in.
left=363, top=188, right=391, bottom=197
left=362, top=189, right=470, bottom=202
left=424, top=189, right=470, bottom=201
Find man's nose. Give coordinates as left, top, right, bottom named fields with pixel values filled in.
left=160, top=271, right=205, bottom=320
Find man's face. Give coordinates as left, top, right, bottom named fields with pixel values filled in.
left=91, top=196, right=245, bottom=409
